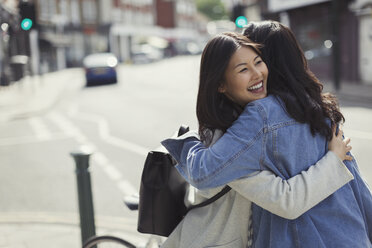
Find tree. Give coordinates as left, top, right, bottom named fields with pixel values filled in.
left=195, top=0, right=228, bottom=20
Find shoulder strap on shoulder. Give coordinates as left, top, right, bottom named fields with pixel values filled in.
left=187, top=186, right=232, bottom=211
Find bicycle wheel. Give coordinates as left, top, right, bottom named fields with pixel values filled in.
left=83, top=235, right=137, bottom=248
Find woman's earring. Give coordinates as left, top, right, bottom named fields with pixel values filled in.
left=218, top=85, right=226, bottom=93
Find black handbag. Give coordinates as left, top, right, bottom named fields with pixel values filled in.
left=137, top=125, right=231, bottom=237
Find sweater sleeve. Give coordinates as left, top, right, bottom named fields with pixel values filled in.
left=229, top=151, right=354, bottom=219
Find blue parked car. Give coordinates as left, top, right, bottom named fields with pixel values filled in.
left=83, top=53, right=118, bottom=86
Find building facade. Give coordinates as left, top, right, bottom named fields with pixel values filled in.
left=110, top=0, right=200, bottom=62
left=36, top=0, right=107, bottom=71
left=1, top=0, right=202, bottom=80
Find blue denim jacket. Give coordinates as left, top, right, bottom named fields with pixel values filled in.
left=162, top=95, right=372, bottom=248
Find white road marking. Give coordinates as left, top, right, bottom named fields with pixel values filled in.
left=103, top=165, right=123, bottom=181
left=92, top=152, right=138, bottom=195
left=103, top=135, right=148, bottom=156
left=68, top=110, right=149, bottom=156
left=28, top=117, right=52, bottom=141
left=93, top=152, right=123, bottom=181
left=1, top=109, right=143, bottom=196
left=117, top=181, right=138, bottom=196
left=0, top=113, right=77, bottom=146
left=48, top=111, right=139, bottom=196
left=92, top=151, right=109, bottom=165
left=47, top=111, right=83, bottom=138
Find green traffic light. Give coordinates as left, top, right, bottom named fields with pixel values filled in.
left=235, top=16, right=248, bottom=28
left=21, top=18, right=33, bottom=31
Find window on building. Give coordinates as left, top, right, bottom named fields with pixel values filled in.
left=38, top=0, right=56, bottom=22
left=70, top=0, right=80, bottom=25
left=82, top=0, right=97, bottom=24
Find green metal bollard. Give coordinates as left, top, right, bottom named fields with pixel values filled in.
left=70, top=147, right=96, bottom=246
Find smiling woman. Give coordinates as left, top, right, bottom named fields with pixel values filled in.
left=218, top=46, right=268, bottom=107
left=196, top=32, right=264, bottom=144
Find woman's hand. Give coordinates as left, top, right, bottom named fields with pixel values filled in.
left=328, top=125, right=352, bottom=161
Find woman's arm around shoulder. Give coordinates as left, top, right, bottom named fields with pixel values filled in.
left=229, top=127, right=354, bottom=219
left=229, top=151, right=353, bottom=219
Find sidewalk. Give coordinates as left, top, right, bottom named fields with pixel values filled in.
left=0, top=212, right=147, bottom=248
left=322, top=80, right=372, bottom=105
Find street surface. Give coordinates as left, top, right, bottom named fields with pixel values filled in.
left=0, top=55, right=371, bottom=246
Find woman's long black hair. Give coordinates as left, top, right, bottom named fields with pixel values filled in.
left=196, top=32, right=261, bottom=144
left=241, top=20, right=344, bottom=140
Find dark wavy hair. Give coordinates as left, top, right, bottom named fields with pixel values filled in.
left=196, top=32, right=261, bottom=144
left=242, top=20, right=344, bottom=140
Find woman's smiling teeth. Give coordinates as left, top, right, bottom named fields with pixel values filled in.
left=248, top=81, right=263, bottom=91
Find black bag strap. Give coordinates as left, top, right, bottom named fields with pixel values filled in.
left=187, top=185, right=232, bottom=211
left=176, top=125, right=232, bottom=212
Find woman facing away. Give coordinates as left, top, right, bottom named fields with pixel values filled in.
left=162, top=22, right=372, bottom=247
left=161, top=31, right=355, bottom=248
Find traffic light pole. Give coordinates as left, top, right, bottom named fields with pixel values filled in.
left=29, top=29, right=39, bottom=75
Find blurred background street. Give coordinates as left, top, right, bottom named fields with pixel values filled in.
left=0, top=0, right=372, bottom=247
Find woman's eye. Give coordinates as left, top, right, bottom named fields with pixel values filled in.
left=239, top=68, right=248, bottom=73
left=255, top=60, right=263, bottom=65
